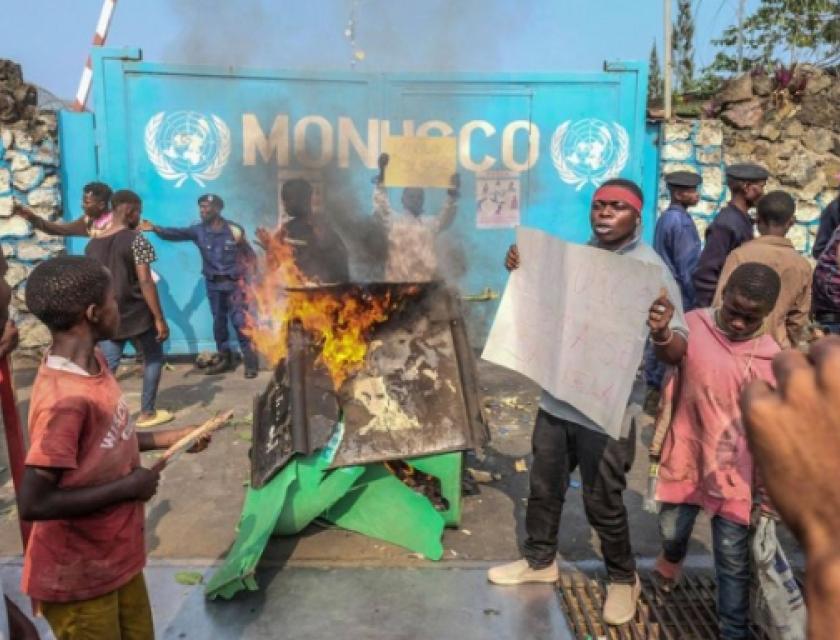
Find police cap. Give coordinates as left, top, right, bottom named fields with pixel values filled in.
left=664, top=171, right=701, bottom=188
left=725, top=163, right=769, bottom=181
left=198, top=193, right=224, bottom=209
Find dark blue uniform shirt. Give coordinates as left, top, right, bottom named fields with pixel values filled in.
left=692, top=202, right=754, bottom=308
left=653, top=203, right=701, bottom=311
left=155, top=218, right=255, bottom=286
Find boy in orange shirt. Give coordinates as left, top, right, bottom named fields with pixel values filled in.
left=18, top=256, right=211, bottom=639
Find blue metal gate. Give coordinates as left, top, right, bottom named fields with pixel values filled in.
left=59, top=48, right=650, bottom=353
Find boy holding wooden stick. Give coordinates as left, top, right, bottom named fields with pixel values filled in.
left=18, top=256, right=217, bottom=639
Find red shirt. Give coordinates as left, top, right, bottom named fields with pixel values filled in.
left=21, top=353, right=145, bottom=602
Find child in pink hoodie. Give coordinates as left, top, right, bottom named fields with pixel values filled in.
left=646, top=262, right=781, bottom=640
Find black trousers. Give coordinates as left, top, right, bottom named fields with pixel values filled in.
left=206, top=284, right=257, bottom=369
left=522, top=409, right=637, bottom=583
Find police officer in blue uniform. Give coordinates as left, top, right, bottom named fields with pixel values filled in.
left=143, top=194, right=259, bottom=377
left=654, top=171, right=703, bottom=310
left=643, top=170, right=702, bottom=413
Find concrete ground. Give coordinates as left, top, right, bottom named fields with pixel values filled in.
left=0, top=354, right=801, bottom=638
left=0, top=561, right=573, bottom=640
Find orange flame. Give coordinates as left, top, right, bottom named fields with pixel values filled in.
left=245, top=232, right=415, bottom=389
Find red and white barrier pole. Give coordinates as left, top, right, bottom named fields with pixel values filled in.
left=72, top=0, right=118, bottom=112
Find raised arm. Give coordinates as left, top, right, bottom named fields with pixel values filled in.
left=435, top=173, right=461, bottom=232
left=373, top=153, right=397, bottom=224
left=141, top=220, right=199, bottom=242
left=13, top=203, right=89, bottom=237
left=647, top=290, right=688, bottom=365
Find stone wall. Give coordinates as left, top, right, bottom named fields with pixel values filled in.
left=0, top=61, right=64, bottom=349
left=660, top=67, right=840, bottom=256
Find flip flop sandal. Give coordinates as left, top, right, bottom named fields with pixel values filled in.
left=136, top=409, right=175, bottom=429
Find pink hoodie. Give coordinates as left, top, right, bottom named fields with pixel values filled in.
left=656, top=309, right=779, bottom=526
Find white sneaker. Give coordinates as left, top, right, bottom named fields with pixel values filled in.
left=602, top=574, right=641, bottom=626
left=487, top=558, right=559, bottom=586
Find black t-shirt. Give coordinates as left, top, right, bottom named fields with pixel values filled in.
left=85, top=229, right=157, bottom=339
left=692, top=203, right=755, bottom=308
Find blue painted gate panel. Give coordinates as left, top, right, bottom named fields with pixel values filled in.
left=60, top=48, right=648, bottom=353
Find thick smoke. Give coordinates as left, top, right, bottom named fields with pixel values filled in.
left=161, top=1, right=515, bottom=288
left=165, top=0, right=273, bottom=67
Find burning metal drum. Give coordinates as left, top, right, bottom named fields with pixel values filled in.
left=250, top=282, right=488, bottom=488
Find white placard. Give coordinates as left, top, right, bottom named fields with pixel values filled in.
left=482, top=227, right=661, bottom=439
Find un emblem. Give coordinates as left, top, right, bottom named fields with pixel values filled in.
left=144, top=111, right=231, bottom=188
left=551, top=119, right=630, bottom=191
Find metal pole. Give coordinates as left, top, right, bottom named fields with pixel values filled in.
left=72, top=0, right=118, bottom=111
left=664, top=0, right=672, bottom=119
left=736, top=0, right=745, bottom=72
left=0, top=357, right=30, bottom=549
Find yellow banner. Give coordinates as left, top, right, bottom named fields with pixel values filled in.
left=382, top=136, right=456, bottom=188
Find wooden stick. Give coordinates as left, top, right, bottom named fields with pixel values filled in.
left=151, top=410, right=234, bottom=472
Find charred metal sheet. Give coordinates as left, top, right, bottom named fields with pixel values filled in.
left=333, top=283, right=488, bottom=467
left=250, top=282, right=488, bottom=487
left=251, top=322, right=339, bottom=488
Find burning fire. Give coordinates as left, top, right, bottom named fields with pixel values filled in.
left=245, top=232, right=417, bottom=388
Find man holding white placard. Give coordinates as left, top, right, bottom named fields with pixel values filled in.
left=485, top=178, right=688, bottom=626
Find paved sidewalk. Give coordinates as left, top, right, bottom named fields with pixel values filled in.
left=0, top=561, right=573, bottom=640
left=0, top=356, right=802, bottom=639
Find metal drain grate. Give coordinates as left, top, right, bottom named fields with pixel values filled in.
left=557, top=572, right=769, bottom=640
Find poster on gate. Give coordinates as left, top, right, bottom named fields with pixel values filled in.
left=476, top=171, right=520, bottom=228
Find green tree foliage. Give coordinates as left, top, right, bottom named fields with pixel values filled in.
left=710, top=0, right=840, bottom=72
left=673, top=0, right=696, bottom=91
left=648, top=41, right=664, bottom=103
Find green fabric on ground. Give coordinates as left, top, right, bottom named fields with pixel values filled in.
left=324, top=464, right=446, bottom=561
left=274, top=457, right=365, bottom=536
left=205, top=461, right=297, bottom=600
left=273, top=420, right=364, bottom=535
left=208, top=415, right=463, bottom=598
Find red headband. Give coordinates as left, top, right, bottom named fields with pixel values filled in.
left=593, top=185, right=642, bottom=213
